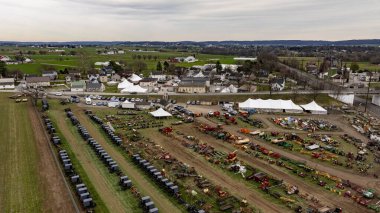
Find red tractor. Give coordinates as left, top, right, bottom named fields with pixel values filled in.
left=159, top=127, right=173, bottom=134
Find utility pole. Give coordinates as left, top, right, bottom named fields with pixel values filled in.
left=364, top=72, right=373, bottom=113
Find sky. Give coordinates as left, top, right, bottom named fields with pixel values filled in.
left=0, top=0, right=379, bottom=41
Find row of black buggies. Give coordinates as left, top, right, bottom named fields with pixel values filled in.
left=42, top=115, right=95, bottom=210
left=87, top=114, right=123, bottom=146
left=133, top=154, right=205, bottom=213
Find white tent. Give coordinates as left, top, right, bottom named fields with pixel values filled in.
left=239, top=98, right=303, bottom=113
left=194, top=71, right=205, bottom=78
left=121, top=100, right=135, bottom=109
left=300, top=101, right=327, bottom=115
left=117, top=80, right=133, bottom=90
left=150, top=108, right=172, bottom=118
left=108, top=101, right=120, bottom=108
left=221, top=85, right=238, bottom=93
left=120, top=84, right=148, bottom=93
left=129, top=74, right=142, bottom=83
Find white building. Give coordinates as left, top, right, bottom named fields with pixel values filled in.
left=0, top=78, right=15, bottom=90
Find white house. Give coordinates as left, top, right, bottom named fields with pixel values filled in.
left=0, top=78, right=15, bottom=90
left=139, top=78, right=158, bottom=92
left=25, top=77, right=51, bottom=88
left=271, top=78, right=286, bottom=91
left=71, top=80, right=86, bottom=92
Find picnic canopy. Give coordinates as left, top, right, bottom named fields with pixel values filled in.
left=300, top=101, right=327, bottom=115
left=221, top=84, right=238, bottom=93
left=239, top=98, right=303, bottom=113
left=150, top=108, right=172, bottom=118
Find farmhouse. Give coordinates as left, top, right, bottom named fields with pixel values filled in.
left=42, top=70, right=58, bottom=80
left=99, top=74, right=108, bottom=83
left=86, top=82, right=105, bottom=92
left=271, top=78, right=285, bottom=91
left=111, top=74, right=121, bottom=82
left=71, top=80, right=86, bottom=92
left=0, top=78, right=15, bottom=90
left=150, top=71, right=166, bottom=81
left=177, top=81, right=206, bottom=93
left=139, top=78, right=158, bottom=91
left=25, top=76, right=51, bottom=88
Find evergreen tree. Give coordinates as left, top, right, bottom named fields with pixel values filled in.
left=0, top=61, right=7, bottom=77
left=156, top=61, right=163, bottom=71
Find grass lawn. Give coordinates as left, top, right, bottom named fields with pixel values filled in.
left=0, top=94, right=43, bottom=212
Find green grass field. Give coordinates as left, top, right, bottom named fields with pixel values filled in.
left=0, top=94, right=43, bottom=212
left=2, top=46, right=237, bottom=76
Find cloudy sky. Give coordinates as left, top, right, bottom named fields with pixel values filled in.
left=1, top=0, right=379, bottom=41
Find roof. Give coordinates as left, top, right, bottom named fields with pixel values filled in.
left=25, top=76, right=51, bottom=83
left=42, top=70, right=57, bottom=75
left=151, top=71, right=164, bottom=75
left=71, top=80, right=86, bottom=88
left=0, top=78, right=14, bottom=83
left=178, top=80, right=205, bottom=87
left=150, top=108, right=172, bottom=117
left=272, top=78, right=285, bottom=85
left=0, top=78, right=14, bottom=86
left=86, top=82, right=102, bottom=89
left=140, top=78, right=158, bottom=82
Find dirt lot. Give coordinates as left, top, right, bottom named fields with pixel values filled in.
left=73, top=108, right=182, bottom=213
left=28, top=102, right=78, bottom=213
left=174, top=123, right=367, bottom=212
left=199, top=117, right=380, bottom=192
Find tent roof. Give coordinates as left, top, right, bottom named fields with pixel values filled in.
left=129, top=74, right=142, bottom=82
left=239, top=98, right=303, bottom=111
left=120, top=84, right=147, bottom=93
left=117, top=80, right=133, bottom=89
left=150, top=108, right=172, bottom=117
left=300, top=101, right=327, bottom=113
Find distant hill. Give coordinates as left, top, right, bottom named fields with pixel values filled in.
left=1, top=39, right=380, bottom=47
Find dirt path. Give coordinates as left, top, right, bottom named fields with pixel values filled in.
left=73, top=109, right=182, bottom=213
left=52, top=112, right=126, bottom=213
left=27, top=102, right=78, bottom=213
left=141, top=130, right=285, bottom=213
left=199, top=117, right=380, bottom=192
left=175, top=124, right=366, bottom=212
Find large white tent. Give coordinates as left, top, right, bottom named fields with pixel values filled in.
left=120, top=85, right=147, bottom=93
left=239, top=98, right=303, bottom=113
left=117, top=80, right=133, bottom=90
left=118, top=80, right=148, bottom=93
left=150, top=108, right=172, bottom=118
left=300, top=101, right=327, bottom=114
